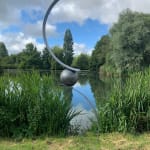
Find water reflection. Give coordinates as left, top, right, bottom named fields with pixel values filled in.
left=70, top=105, right=95, bottom=133
left=72, top=82, right=96, bottom=110
left=89, top=73, right=113, bottom=106
left=72, top=71, right=114, bottom=109
left=55, top=71, right=99, bottom=132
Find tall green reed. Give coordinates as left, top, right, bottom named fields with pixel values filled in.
left=94, top=69, right=150, bottom=133
left=0, top=71, right=80, bottom=137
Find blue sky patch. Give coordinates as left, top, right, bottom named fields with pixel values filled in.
left=58, top=19, right=108, bottom=47
left=21, top=9, right=43, bottom=24
left=36, top=19, right=109, bottom=49
left=1, top=25, right=21, bottom=34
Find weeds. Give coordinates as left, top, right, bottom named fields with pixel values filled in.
left=94, top=69, right=150, bottom=133
left=0, top=71, right=80, bottom=137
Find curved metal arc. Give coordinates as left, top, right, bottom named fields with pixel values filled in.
left=73, top=87, right=100, bottom=132
left=73, top=88, right=98, bottom=118
left=42, top=0, right=80, bottom=72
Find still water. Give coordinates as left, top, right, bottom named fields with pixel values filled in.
left=70, top=76, right=96, bottom=131
left=61, top=71, right=113, bottom=110
left=59, top=71, right=114, bottom=131
left=73, top=81, right=96, bottom=110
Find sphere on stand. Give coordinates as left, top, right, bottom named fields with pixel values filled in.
left=60, top=69, right=78, bottom=86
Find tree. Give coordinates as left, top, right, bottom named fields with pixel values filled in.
left=90, top=35, right=111, bottom=71
left=72, top=53, right=90, bottom=70
left=23, top=43, right=36, bottom=54
left=50, top=46, right=64, bottom=70
left=0, top=54, right=18, bottom=69
left=144, top=42, right=150, bottom=65
left=19, top=43, right=42, bottom=69
left=0, top=42, right=8, bottom=58
left=63, top=29, right=74, bottom=66
left=0, top=42, right=9, bottom=69
left=41, top=48, right=51, bottom=70
left=109, top=9, right=150, bottom=74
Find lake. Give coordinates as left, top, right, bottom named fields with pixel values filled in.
left=55, top=70, right=115, bottom=131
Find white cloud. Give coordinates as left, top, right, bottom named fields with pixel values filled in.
left=50, top=0, right=150, bottom=24
left=0, top=0, right=150, bottom=54
left=73, top=43, right=93, bottom=56
left=23, top=21, right=56, bottom=38
left=0, top=32, right=45, bottom=54
left=1, top=0, right=150, bottom=27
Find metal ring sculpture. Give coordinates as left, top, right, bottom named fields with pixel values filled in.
left=42, top=0, right=99, bottom=131
left=42, top=0, right=80, bottom=86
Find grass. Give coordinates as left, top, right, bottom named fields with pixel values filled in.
left=1, top=70, right=150, bottom=149
left=94, top=68, right=150, bottom=133
left=0, top=132, right=150, bottom=150
left=0, top=71, right=80, bottom=137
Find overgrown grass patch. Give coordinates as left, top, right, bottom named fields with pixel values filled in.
left=0, top=71, right=80, bottom=137
left=0, top=132, right=150, bottom=150
left=94, top=68, right=150, bottom=133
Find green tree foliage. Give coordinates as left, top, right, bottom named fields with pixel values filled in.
left=109, top=9, right=150, bottom=74
left=143, top=38, right=150, bottom=65
left=19, top=43, right=42, bottom=69
left=41, top=48, right=51, bottom=70
left=63, top=29, right=74, bottom=66
left=0, top=42, right=8, bottom=58
left=90, top=35, right=111, bottom=71
left=0, top=10, right=149, bottom=73
left=51, top=46, right=64, bottom=70
left=0, top=42, right=8, bottom=69
left=72, top=53, right=90, bottom=70
left=90, top=10, right=150, bottom=74
left=0, top=54, right=18, bottom=69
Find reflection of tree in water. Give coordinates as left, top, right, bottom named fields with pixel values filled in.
left=89, top=72, right=114, bottom=106
left=78, top=71, right=89, bottom=85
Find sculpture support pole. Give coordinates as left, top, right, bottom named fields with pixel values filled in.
left=42, top=0, right=80, bottom=86
left=42, top=0, right=99, bottom=132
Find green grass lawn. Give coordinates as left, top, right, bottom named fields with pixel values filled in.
left=0, top=132, right=150, bottom=150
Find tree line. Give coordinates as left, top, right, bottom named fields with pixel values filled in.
left=0, top=29, right=90, bottom=70
left=1, top=9, right=150, bottom=73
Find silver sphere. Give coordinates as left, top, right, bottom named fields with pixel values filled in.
left=60, top=69, right=78, bottom=86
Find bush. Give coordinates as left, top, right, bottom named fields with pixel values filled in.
left=0, top=72, right=79, bottom=137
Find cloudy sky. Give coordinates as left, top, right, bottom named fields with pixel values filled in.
left=0, top=0, right=150, bottom=55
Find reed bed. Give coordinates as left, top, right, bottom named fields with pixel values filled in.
left=95, top=69, right=150, bottom=133
left=0, top=72, right=79, bottom=137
